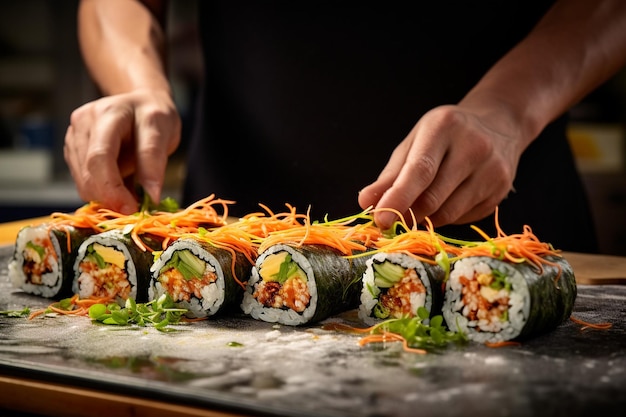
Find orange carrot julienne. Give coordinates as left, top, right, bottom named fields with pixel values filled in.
left=359, top=332, right=428, bottom=355
left=364, top=208, right=461, bottom=262
left=47, top=195, right=232, bottom=253
left=28, top=294, right=115, bottom=320
left=485, top=340, right=522, bottom=348
left=321, top=322, right=374, bottom=333
left=449, top=207, right=562, bottom=279
left=570, top=315, right=613, bottom=331
left=258, top=207, right=382, bottom=255
left=322, top=322, right=428, bottom=354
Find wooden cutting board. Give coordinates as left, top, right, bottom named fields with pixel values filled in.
left=1, top=218, right=625, bottom=285
left=0, top=216, right=49, bottom=245
left=562, top=251, right=626, bottom=285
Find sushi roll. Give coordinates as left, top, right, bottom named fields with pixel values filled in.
left=72, top=229, right=159, bottom=304
left=8, top=224, right=93, bottom=298
left=241, top=244, right=369, bottom=325
left=149, top=238, right=253, bottom=318
left=359, top=252, right=445, bottom=326
left=442, top=255, right=577, bottom=344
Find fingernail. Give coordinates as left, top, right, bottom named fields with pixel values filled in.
left=143, top=182, right=161, bottom=204
left=377, top=211, right=397, bottom=230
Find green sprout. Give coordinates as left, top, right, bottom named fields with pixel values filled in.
left=88, top=294, right=188, bottom=332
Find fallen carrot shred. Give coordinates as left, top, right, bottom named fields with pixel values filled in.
left=322, top=322, right=428, bottom=354
left=321, top=322, right=373, bottom=334
left=485, top=340, right=522, bottom=348
left=359, top=332, right=428, bottom=355
left=28, top=294, right=115, bottom=320
left=570, top=315, right=613, bottom=331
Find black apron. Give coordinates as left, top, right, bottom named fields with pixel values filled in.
left=184, top=0, right=598, bottom=253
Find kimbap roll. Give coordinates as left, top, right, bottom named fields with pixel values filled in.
left=9, top=224, right=93, bottom=298
left=359, top=252, right=445, bottom=326
left=149, top=238, right=253, bottom=318
left=442, top=255, right=577, bottom=343
left=241, top=244, right=368, bottom=325
left=73, top=229, right=160, bottom=304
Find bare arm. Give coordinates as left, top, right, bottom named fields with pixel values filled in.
left=78, top=0, right=170, bottom=95
left=359, top=0, right=626, bottom=229
left=65, top=0, right=180, bottom=213
left=464, top=0, right=626, bottom=145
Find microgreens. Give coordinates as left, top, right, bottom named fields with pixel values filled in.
left=88, top=294, right=188, bottom=332
left=138, top=189, right=180, bottom=214
left=0, top=307, right=30, bottom=317
left=369, top=307, right=467, bottom=351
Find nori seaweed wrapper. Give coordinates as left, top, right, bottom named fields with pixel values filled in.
left=51, top=227, right=97, bottom=298
left=514, top=255, right=577, bottom=340
left=203, top=243, right=254, bottom=314
left=299, top=244, right=369, bottom=322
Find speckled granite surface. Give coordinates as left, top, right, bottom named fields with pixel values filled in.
left=1, top=245, right=625, bottom=417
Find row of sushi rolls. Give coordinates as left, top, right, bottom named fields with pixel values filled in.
left=8, top=194, right=577, bottom=346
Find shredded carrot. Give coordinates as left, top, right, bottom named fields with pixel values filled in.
left=365, top=208, right=460, bottom=263
left=321, top=322, right=373, bottom=333
left=27, top=294, right=115, bottom=320
left=485, top=340, right=522, bottom=348
left=46, top=195, right=231, bottom=253
left=180, top=316, right=209, bottom=323
left=446, top=207, right=563, bottom=279
left=570, top=315, right=613, bottom=331
left=233, top=203, right=308, bottom=239
left=258, top=206, right=382, bottom=256
left=322, top=322, right=428, bottom=354
left=174, top=226, right=258, bottom=290
left=359, top=332, right=427, bottom=355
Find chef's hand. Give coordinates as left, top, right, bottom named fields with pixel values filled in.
left=64, top=89, right=181, bottom=214
left=358, top=103, right=525, bottom=230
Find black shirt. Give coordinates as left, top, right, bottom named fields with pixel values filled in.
left=184, top=1, right=598, bottom=253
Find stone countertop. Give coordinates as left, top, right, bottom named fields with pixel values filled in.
left=0, top=246, right=625, bottom=417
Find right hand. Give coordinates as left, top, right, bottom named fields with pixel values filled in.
left=64, top=89, right=181, bottom=214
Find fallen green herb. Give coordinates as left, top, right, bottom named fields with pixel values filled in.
left=88, top=294, right=188, bottom=332
left=0, top=307, right=30, bottom=317
left=369, top=306, right=467, bottom=351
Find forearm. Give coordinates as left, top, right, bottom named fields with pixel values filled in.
left=461, top=0, right=626, bottom=147
left=78, top=0, right=170, bottom=96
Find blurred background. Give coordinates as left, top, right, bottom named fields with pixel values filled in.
left=1, top=0, right=626, bottom=255
left=0, top=0, right=197, bottom=219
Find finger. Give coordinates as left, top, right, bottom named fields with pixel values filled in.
left=84, top=108, right=138, bottom=214
left=134, top=105, right=181, bottom=204
left=358, top=138, right=412, bottom=210
left=65, top=107, right=95, bottom=195
left=425, top=172, right=509, bottom=227
left=373, top=132, right=449, bottom=229
left=407, top=132, right=493, bottom=222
